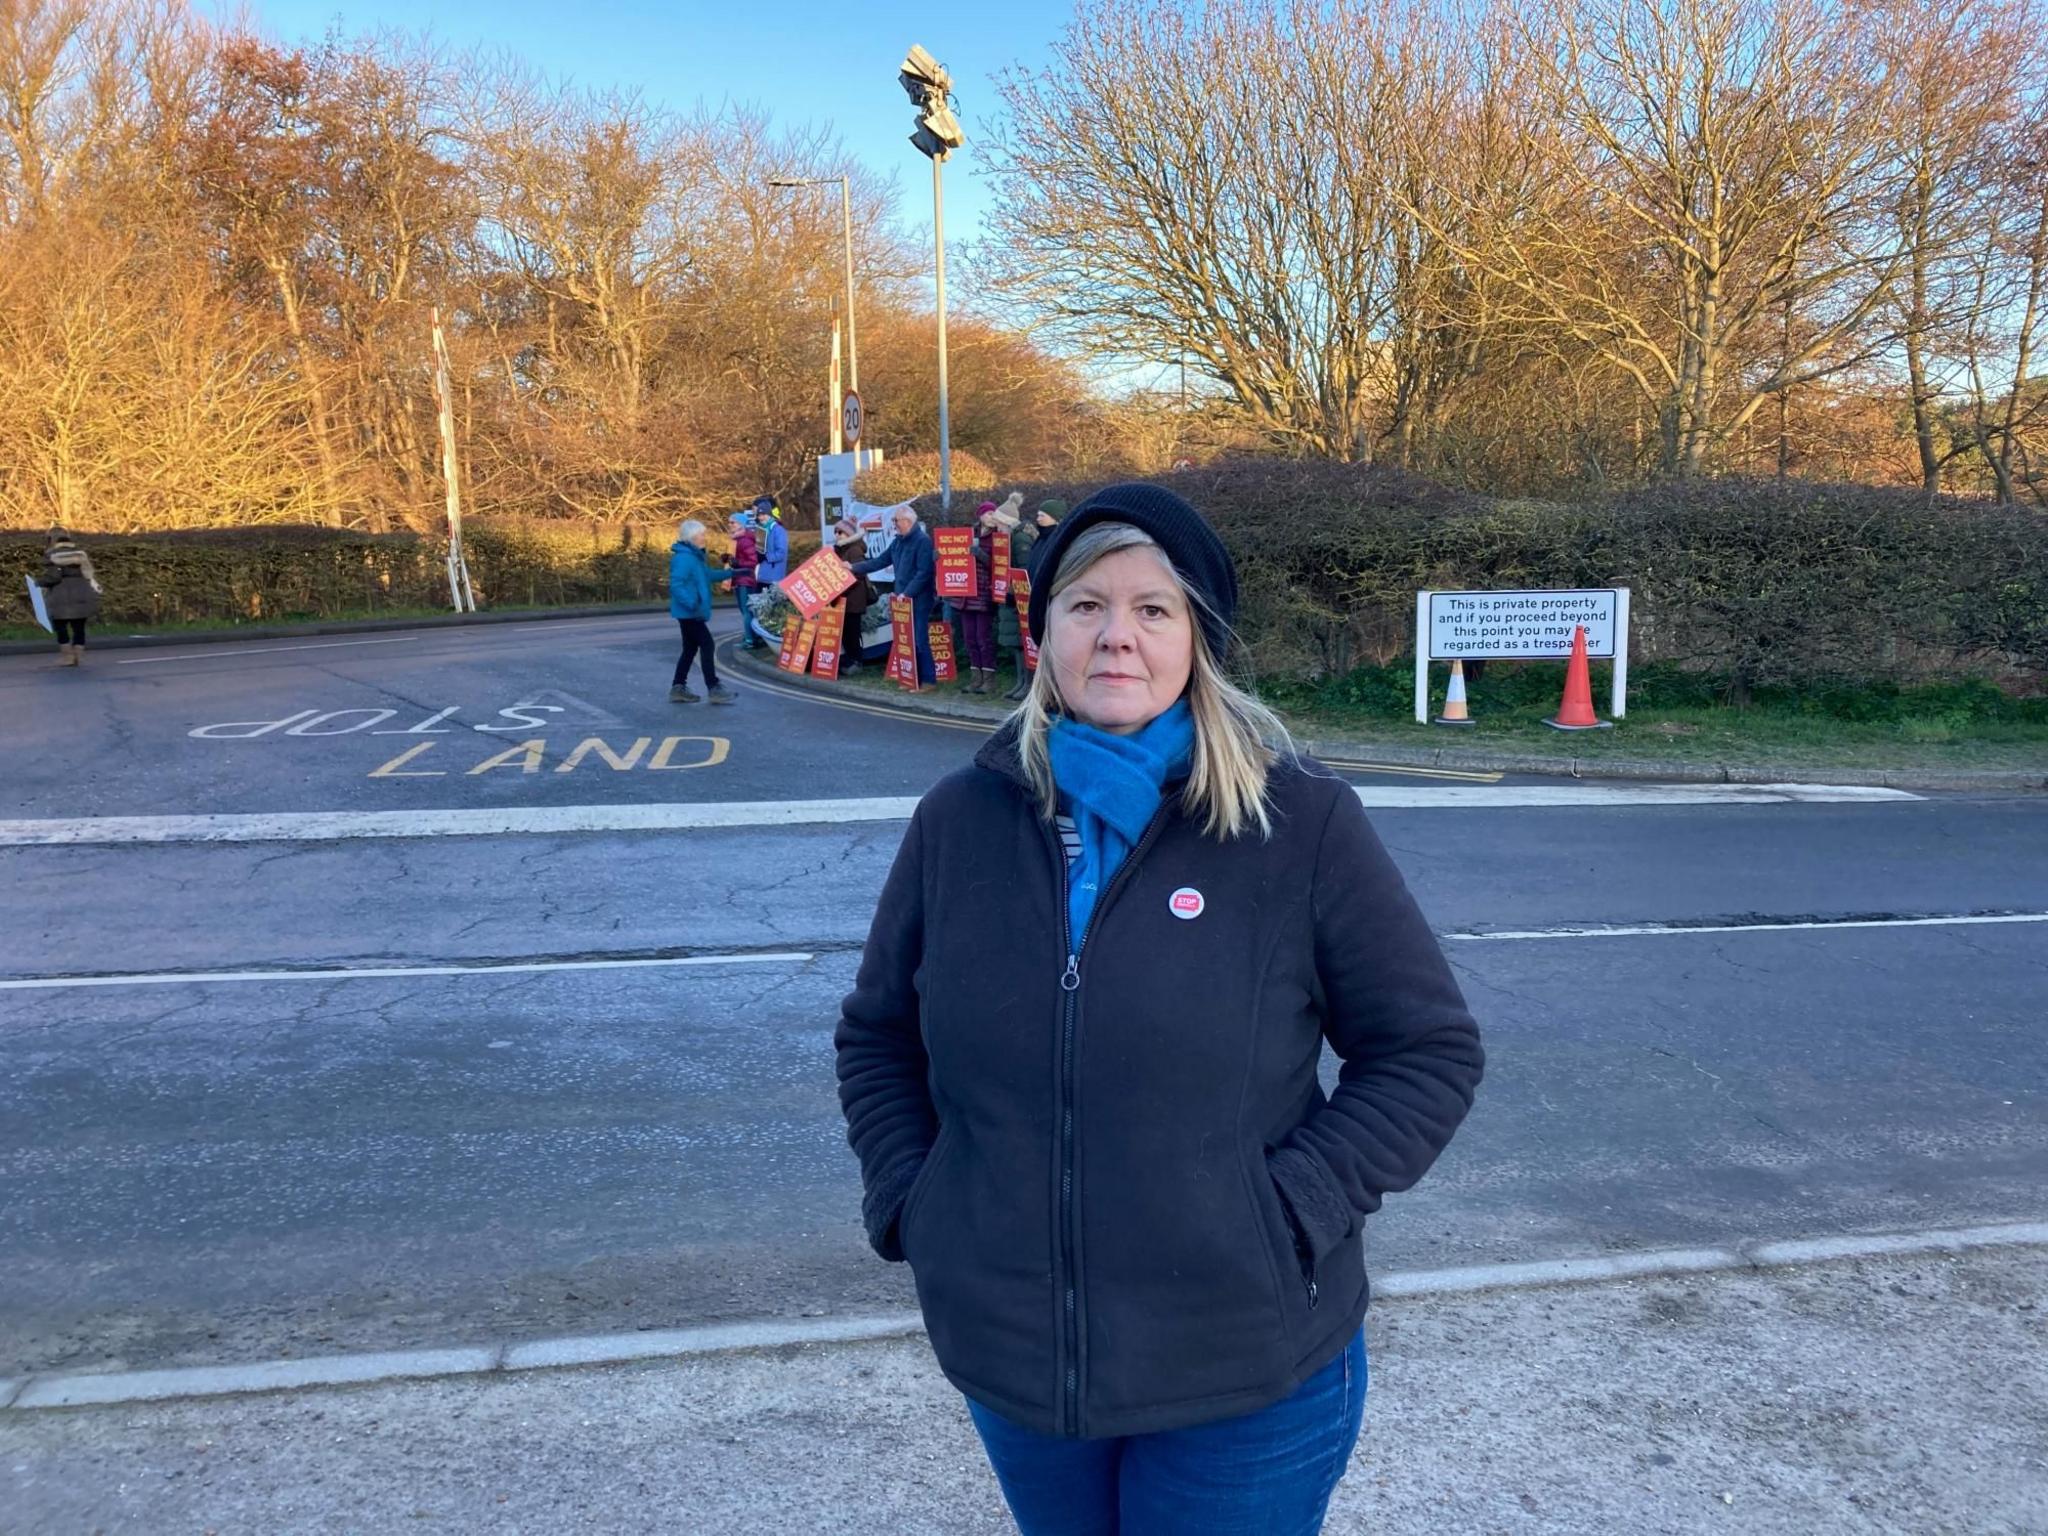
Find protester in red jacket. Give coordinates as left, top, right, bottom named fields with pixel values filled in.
left=730, top=514, right=763, bottom=650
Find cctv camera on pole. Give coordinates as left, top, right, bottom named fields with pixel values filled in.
left=900, top=44, right=965, bottom=511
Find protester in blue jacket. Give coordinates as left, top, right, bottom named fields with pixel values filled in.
left=849, top=505, right=938, bottom=686
left=756, top=498, right=790, bottom=588
left=668, top=519, right=736, bottom=704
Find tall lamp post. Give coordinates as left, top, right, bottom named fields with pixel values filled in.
left=766, top=174, right=859, bottom=400
left=900, top=45, right=965, bottom=511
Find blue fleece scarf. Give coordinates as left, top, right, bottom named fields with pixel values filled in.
left=1048, top=700, right=1195, bottom=950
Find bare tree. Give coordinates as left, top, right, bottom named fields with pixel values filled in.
left=983, top=0, right=1471, bottom=461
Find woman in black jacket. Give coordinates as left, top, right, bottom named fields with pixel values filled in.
left=836, top=482, right=1482, bottom=1534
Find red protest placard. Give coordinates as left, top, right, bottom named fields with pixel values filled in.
left=778, top=546, right=857, bottom=620
left=888, top=596, right=917, bottom=689
left=1009, top=566, right=1032, bottom=608
left=934, top=527, right=977, bottom=600
left=928, top=623, right=957, bottom=682
left=1021, top=631, right=1040, bottom=672
left=991, top=531, right=1012, bottom=603
left=811, top=603, right=846, bottom=680
left=777, top=615, right=819, bottom=674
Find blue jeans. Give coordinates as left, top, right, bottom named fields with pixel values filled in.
left=967, top=1330, right=1366, bottom=1536
left=733, top=586, right=756, bottom=646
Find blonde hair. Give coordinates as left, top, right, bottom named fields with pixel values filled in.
left=1016, top=524, right=1293, bottom=841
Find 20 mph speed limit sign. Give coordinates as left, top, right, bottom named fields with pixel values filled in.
left=842, top=391, right=864, bottom=447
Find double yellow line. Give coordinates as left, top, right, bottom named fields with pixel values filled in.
left=722, top=641, right=1506, bottom=780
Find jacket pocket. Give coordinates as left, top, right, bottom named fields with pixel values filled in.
left=1256, top=1151, right=1322, bottom=1313
left=897, top=1122, right=954, bottom=1262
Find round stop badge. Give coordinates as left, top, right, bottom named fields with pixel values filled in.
left=1169, top=887, right=1205, bottom=920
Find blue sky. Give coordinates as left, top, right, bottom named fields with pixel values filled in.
left=212, top=0, right=1076, bottom=249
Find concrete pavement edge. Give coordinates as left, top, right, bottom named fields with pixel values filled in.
left=722, top=643, right=2045, bottom=793
left=10, top=1218, right=2044, bottom=1415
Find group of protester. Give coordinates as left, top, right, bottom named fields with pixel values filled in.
left=666, top=489, right=1072, bottom=703
left=665, top=494, right=791, bottom=704
left=830, top=493, right=1070, bottom=697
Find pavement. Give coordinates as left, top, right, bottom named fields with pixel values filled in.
left=3, top=610, right=2045, bottom=1532
left=3, top=1244, right=2043, bottom=1534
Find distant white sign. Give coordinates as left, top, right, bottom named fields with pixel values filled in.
left=1426, top=588, right=1620, bottom=660
left=817, top=447, right=883, bottom=521
left=1414, top=587, right=1631, bottom=722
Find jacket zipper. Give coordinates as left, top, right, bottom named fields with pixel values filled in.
left=1044, top=801, right=1174, bottom=1437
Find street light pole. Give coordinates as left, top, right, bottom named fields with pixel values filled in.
left=932, top=154, right=950, bottom=511
left=767, top=172, right=860, bottom=422
left=838, top=177, right=858, bottom=396
left=899, top=45, right=965, bottom=514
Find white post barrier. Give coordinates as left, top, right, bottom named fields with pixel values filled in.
left=1413, top=591, right=1431, bottom=724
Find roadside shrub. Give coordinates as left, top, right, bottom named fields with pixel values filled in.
left=1, top=518, right=679, bottom=627
left=851, top=451, right=998, bottom=507
left=976, top=462, right=2046, bottom=694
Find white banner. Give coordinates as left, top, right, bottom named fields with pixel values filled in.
left=25, top=575, right=51, bottom=634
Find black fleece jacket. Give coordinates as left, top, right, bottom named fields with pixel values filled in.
left=835, top=724, right=1483, bottom=1437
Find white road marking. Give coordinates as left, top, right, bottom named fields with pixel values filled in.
left=0, top=783, right=1924, bottom=847
left=0, top=951, right=815, bottom=992
left=118, top=637, right=416, bottom=664
left=6, top=1218, right=2041, bottom=1411
left=0, top=798, right=923, bottom=846
left=1448, top=912, right=2048, bottom=941
left=1371, top=782, right=1921, bottom=806
left=111, top=613, right=673, bottom=668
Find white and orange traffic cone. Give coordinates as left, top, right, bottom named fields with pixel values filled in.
left=1434, top=659, right=1475, bottom=726
left=1545, top=625, right=1613, bottom=730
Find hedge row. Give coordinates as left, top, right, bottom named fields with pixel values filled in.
left=914, top=464, right=2048, bottom=692
left=1, top=518, right=818, bottom=628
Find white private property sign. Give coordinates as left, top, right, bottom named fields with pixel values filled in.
left=1414, top=587, right=1631, bottom=722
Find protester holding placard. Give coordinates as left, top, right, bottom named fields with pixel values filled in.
left=832, top=518, right=879, bottom=672
left=667, top=519, right=736, bottom=704
left=836, top=482, right=1481, bottom=1534
left=954, top=504, right=1001, bottom=694
left=35, top=528, right=101, bottom=668
left=992, top=499, right=1041, bottom=700
left=850, top=506, right=937, bottom=687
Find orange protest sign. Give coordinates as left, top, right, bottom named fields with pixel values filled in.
left=929, top=622, right=957, bottom=683
left=811, top=604, right=847, bottom=680
left=777, top=615, right=819, bottom=674
left=888, top=596, right=918, bottom=689
left=935, top=527, right=978, bottom=600
left=992, top=531, right=1012, bottom=603
left=778, top=546, right=857, bottom=620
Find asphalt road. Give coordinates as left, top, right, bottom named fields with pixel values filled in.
left=2, top=615, right=2045, bottom=1387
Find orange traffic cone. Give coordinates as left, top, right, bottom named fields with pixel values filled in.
left=1546, top=624, right=1612, bottom=730
left=1434, top=659, right=1475, bottom=726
